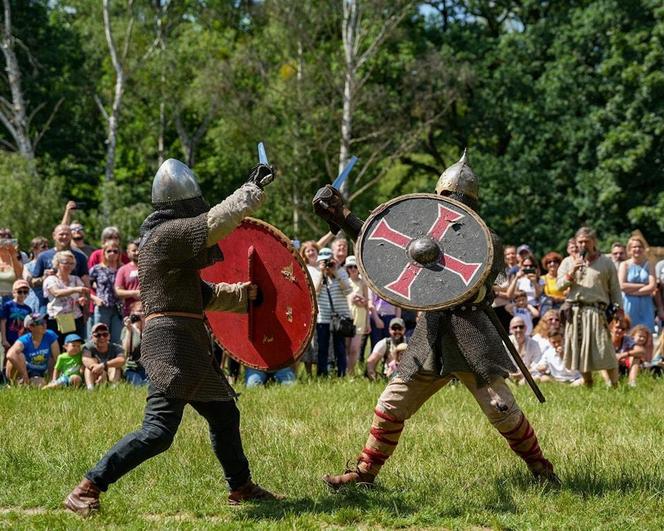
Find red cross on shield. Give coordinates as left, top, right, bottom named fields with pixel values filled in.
left=356, top=194, right=493, bottom=311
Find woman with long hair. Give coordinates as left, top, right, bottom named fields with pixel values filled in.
left=89, top=241, right=123, bottom=344
left=619, top=235, right=656, bottom=332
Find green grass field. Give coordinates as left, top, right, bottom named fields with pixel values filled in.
left=1, top=376, right=663, bottom=530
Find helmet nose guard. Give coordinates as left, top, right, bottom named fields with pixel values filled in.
left=435, top=148, right=479, bottom=201
left=151, top=159, right=202, bottom=204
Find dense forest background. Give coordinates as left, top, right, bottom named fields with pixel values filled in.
left=0, top=0, right=662, bottom=255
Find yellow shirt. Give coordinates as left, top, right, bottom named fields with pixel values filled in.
left=541, top=274, right=565, bottom=299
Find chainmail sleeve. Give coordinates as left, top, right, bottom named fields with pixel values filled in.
left=206, top=183, right=264, bottom=245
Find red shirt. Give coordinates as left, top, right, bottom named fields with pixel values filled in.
left=114, top=261, right=140, bottom=316
left=88, top=249, right=130, bottom=269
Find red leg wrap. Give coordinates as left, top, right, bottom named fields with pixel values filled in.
left=374, top=408, right=403, bottom=424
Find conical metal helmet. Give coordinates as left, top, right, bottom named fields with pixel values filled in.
left=435, top=149, right=479, bottom=200
left=151, top=159, right=202, bottom=203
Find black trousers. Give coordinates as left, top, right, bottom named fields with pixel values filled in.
left=86, top=384, right=251, bottom=491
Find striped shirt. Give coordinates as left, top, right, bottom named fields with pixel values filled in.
left=317, top=277, right=351, bottom=324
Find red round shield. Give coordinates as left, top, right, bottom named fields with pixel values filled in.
left=201, top=218, right=316, bottom=370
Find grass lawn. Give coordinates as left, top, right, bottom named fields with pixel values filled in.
left=1, top=376, right=663, bottom=529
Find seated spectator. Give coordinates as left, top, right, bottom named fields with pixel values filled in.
left=90, top=240, right=123, bottom=344
left=88, top=226, right=129, bottom=268
left=507, top=316, right=541, bottom=384
left=245, top=366, right=296, bottom=388
left=5, top=313, right=59, bottom=387
left=121, top=303, right=147, bottom=386
left=0, top=235, right=23, bottom=305
left=43, top=250, right=89, bottom=346
left=23, top=236, right=50, bottom=314
left=610, top=316, right=633, bottom=376
left=42, top=333, right=84, bottom=389
left=533, top=331, right=583, bottom=385
left=531, top=309, right=562, bottom=352
left=539, top=252, right=565, bottom=315
left=1, top=280, right=32, bottom=353
left=114, top=239, right=140, bottom=317
left=365, top=317, right=407, bottom=381
left=646, top=334, right=664, bottom=376
left=82, top=323, right=125, bottom=389
left=506, top=290, right=539, bottom=336
left=368, top=291, right=401, bottom=349
left=617, top=325, right=651, bottom=388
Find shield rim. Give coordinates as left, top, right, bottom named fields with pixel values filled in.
left=205, top=217, right=317, bottom=371
left=356, top=193, right=494, bottom=311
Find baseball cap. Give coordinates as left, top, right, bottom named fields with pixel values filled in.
left=91, top=322, right=109, bottom=334
left=517, top=244, right=531, bottom=255
left=24, top=312, right=46, bottom=327
left=345, top=255, right=358, bottom=267
left=317, top=248, right=333, bottom=262
left=389, top=317, right=406, bottom=329
left=12, top=279, right=29, bottom=291
left=64, top=333, right=83, bottom=344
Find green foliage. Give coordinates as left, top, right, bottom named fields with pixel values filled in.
left=1, top=378, right=663, bottom=528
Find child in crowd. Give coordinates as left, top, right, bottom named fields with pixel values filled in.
left=534, top=331, right=583, bottom=385
left=43, top=333, right=84, bottom=389
left=617, top=325, right=651, bottom=388
left=1, top=279, right=32, bottom=353
left=506, top=290, right=539, bottom=336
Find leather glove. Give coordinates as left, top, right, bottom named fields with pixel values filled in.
left=312, top=185, right=345, bottom=234
left=246, top=163, right=275, bottom=189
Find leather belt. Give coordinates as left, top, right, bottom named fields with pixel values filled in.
left=145, top=311, right=204, bottom=323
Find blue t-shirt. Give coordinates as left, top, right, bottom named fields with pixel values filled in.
left=2, top=300, right=31, bottom=345
left=33, top=248, right=89, bottom=279
left=17, top=329, right=58, bottom=376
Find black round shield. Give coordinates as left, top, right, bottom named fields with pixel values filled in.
left=356, top=193, right=493, bottom=311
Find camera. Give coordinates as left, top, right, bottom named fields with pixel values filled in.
left=129, top=313, right=142, bottom=323
left=523, top=267, right=537, bottom=275
left=324, top=259, right=336, bottom=268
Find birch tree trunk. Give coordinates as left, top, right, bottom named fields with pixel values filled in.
left=0, top=0, right=33, bottom=160
left=338, top=0, right=358, bottom=198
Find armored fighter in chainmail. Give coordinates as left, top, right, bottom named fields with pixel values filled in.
left=65, top=159, right=280, bottom=516
left=313, top=151, right=560, bottom=489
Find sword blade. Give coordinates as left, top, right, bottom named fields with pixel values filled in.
left=332, top=155, right=358, bottom=190
left=258, top=142, right=269, bottom=165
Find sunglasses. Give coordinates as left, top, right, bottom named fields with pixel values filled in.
left=72, top=236, right=84, bottom=241
left=16, top=289, right=29, bottom=295
left=390, top=326, right=404, bottom=331
left=511, top=325, right=525, bottom=330
left=105, top=249, right=119, bottom=254
left=346, top=265, right=358, bottom=270
left=93, top=332, right=109, bottom=338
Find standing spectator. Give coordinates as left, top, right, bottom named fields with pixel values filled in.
left=121, top=302, right=147, bottom=386
left=565, top=238, right=579, bottom=260
left=314, top=248, right=351, bottom=377
left=87, top=226, right=129, bottom=268
left=43, top=250, right=89, bottom=345
left=114, top=239, right=140, bottom=317
left=298, top=241, right=320, bottom=376
left=365, top=317, right=407, bottom=380
left=5, top=313, right=59, bottom=386
left=618, top=235, right=656, bottom=332
left=503, top=245, right=519, bottom=277
left=90, top=241, right=123, bottom=344
left=345, top=255, right=370, bottom=375
left=70, top=223, right=96, bottom=258
left=23, top=236, right=50, bottom=314
left=515, top=255, right=542, bottom=308
left=332, top=237, right=348, bottom=269
left=492, top=246, right=519, bottom=329
left=506, top=290, right=539, bottom=336
left=42, top=333, right=84, bottom=389
left=507, top=316, right=542, bottom=384
left=516, top=244, right=533, bottom=266
left=539, top=252, right=565, bottom=315
left=28, top=224, right=90, bottom=313
left=609, top=242, right=626, bottom=271
left=531, top=309, right=562, bottom=353
left=1, top=280, right=32, bottom=353
left=0, top=236, right=23, bottom=304
left=82, top=323, right=125, bottom=389
left=557, top=226, right=622, bottom=387
left=656, top=256, right=664, bottom=325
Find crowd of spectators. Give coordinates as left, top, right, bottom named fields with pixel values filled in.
left=1, top=202, right=663, bottom=391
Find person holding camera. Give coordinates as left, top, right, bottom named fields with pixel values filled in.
left=121, top=302, right=147, bottom=386
left=314, top=247, right=352, bottom=377
left=514, top=255, right=542, bottom=309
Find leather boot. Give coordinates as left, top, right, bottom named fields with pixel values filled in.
left=228, top=480, right=283, bottom=506
left=529, top=459, right=562, bottom=488
left=64, top=478, right=101, bottom=516
left=323, top=465, right=375, bottom=491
